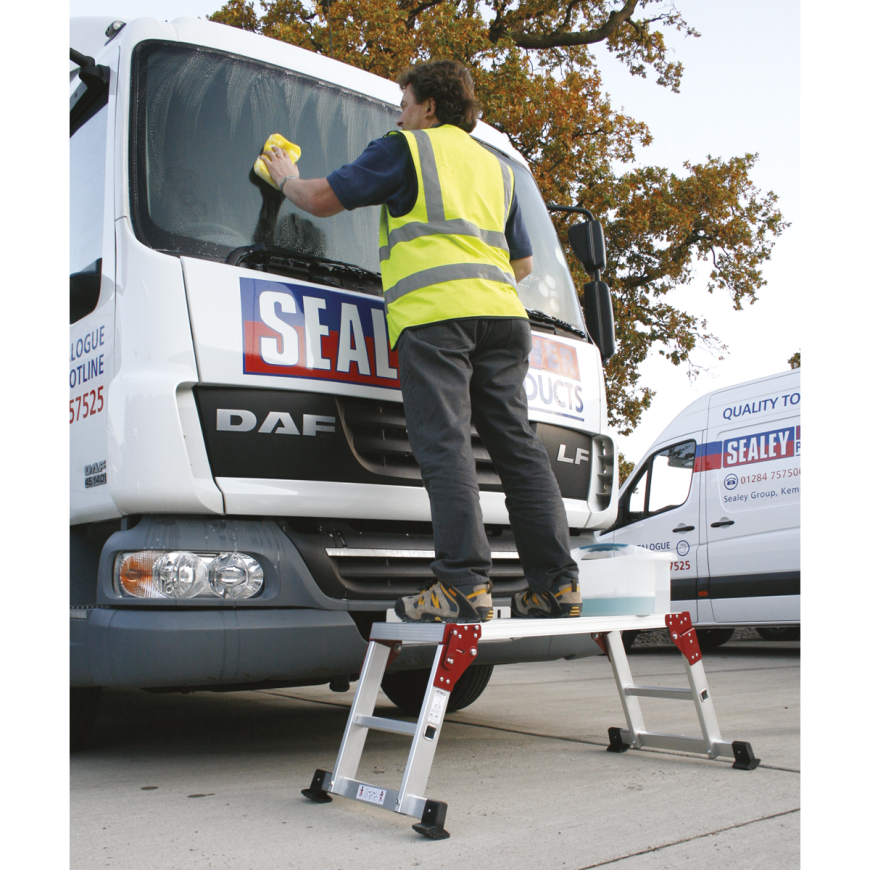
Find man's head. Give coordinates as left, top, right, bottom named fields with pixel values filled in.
left=396, top=60, right=480, bottom=133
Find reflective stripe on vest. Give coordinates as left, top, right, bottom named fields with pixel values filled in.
left=379, top=126, right=527, bottom=346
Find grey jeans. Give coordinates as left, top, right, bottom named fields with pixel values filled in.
left=396, top=317, right=579, bottom=594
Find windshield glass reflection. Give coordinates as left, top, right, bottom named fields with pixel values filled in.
left=131, top=42, right=583, bottom=328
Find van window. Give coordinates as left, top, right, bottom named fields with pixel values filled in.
left=620, top=440, right=696, bottom=525
left=647, top=441, right=695, bottom=514
left=70, top=101, right=108, bottom=274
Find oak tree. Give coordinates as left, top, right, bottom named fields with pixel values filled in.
left=210, top=0, right=787, bottom=434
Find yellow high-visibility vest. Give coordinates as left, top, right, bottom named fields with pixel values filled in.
left=379, top=125, right=528, bottom=347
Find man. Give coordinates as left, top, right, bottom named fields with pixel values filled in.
left=261, top=60, right=580, bottom=623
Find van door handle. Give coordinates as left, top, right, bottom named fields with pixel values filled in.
left=710, top=518, right=735, bottom=528
left=672, top=524, right=695, bottom=532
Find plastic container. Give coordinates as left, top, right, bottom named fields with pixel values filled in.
left=570, top=543, right=671, bottom=617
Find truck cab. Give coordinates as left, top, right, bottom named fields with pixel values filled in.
left=70, top=16, right=620, bottom=741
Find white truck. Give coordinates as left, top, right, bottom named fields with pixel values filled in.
left=69, top=15, right=622, bottom=745
left=596, top=369, right=800, bottom=648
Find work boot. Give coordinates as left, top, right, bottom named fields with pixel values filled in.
left=395, top=580, right=493, bottom=624
left=511, top=579, right=582, bottom=618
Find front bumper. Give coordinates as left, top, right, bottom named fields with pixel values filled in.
left=70, top=606, right=369, bottom=688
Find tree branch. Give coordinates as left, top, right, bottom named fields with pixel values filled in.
left=508, top=0, right=639, bottom=50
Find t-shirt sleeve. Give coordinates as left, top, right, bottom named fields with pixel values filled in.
left=326, top=135, right=417, bottom=216
left=505, top=191, right=533, bottom=261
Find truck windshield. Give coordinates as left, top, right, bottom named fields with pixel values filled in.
left=130, top=41, right=584, bottom=328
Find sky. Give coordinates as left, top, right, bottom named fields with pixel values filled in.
left=68, top=0, right=801, bottom=465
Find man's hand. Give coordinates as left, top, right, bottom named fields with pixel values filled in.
left=260, top=145, right=299, bottom=189
left=259, top=146, right=345, bottom=217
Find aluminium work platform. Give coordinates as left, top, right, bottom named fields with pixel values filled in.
left=302, top=611, right=759, bottom=839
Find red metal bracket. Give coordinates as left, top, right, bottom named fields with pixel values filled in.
left=665, top=612, right=702, bottom=664
left=591, top=632, right=610, bottom=660
left=432, top=624, right=482, bottom=691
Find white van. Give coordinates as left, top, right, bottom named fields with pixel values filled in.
left=70, top=16, right=623, bottom=743
left=596, top=369, right=800, bottom=647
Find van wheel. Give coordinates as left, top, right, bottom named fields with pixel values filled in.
left=695, top=628, right=734, bottom=650
left=756, top=626, right=800, bottom=642
left=70, top=687, right=101, bottom=750
left=381, top=664, right=494, bottom=716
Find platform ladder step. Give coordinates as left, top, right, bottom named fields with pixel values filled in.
left=302, top=611, right=759, bottom=839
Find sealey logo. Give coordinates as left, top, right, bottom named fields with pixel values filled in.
left=241, top=278, right=400, bottom=389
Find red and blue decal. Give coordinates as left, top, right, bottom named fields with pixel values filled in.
left=241, top=278, right=401, bottom=389
left=528, top=335, right=579, bottom=379
left=693, top=425, right=801, bottom=472
left=693, top=441, right=722, bottom=472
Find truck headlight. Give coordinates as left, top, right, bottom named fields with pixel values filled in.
left=115, top=551, right=264, bottom=600
left=209, top=553, right=263, bottom=599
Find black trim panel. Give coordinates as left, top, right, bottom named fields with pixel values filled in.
left=709, top=571, right=800, bottom=600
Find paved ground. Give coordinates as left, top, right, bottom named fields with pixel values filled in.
left=70, top=631, right=799, bottom=869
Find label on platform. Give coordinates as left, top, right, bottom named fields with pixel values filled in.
left=356, top=784, right=387, bottom=806
left=427, top=688, right=450, bottom=725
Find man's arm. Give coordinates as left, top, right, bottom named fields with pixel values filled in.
left=260, top=147, right=345, bottom=217
left=510, top=256, right=533, bottom=283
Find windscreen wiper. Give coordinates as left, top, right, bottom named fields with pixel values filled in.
left=226, top=243, right=383, bottom=297
left=525, top=308, right=587, bottom=339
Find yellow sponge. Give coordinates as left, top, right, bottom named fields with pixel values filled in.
left=254, top=134, right=302, bottom=188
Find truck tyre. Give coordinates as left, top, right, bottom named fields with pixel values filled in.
left=381, top=664, right=494, bottom=716
left=621, top=630, right=639, bottom=651
left=695, top=628, right=734, bottom=651
left=756, top=626, right=800, bottom=642
left=70, top=687, right=101, bottom=750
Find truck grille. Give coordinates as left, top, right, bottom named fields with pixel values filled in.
left=337, top=398, right=502, bottom=487
left=280, top=520, right=527, bottom=601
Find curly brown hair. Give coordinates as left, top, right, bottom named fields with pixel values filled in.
left=397, top=60, right=480, bottom=133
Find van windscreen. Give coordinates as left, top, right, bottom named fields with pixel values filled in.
left=129, top=41, right=583, bottom=328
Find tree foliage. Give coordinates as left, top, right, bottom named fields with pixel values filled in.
left=788, top=351, right=800, bottom=369
left=209, top=0, right=787, bottom=435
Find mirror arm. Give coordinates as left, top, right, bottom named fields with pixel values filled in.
left=546, top=203, right=596, bottom=222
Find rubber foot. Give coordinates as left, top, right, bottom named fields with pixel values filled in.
left=606, top=726, right=630, bottom=753
left=301, top=768, right=333, bottom=802
left=412, top=799, right=449, bottom=839
left=412, top=822, right=450, bottom=840
left=731, top=741, right=760, bottom=770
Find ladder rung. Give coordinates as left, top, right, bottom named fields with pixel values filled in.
left=355, top=715, right=418, bottom=736
left=624, top=685, right=694, bottom=701
left=629, top=731, right=733, bottom=758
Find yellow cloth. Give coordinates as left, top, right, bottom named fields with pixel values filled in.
left=254, top=134, right=301, bottom=188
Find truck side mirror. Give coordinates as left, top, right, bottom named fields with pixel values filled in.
left=583, top=280, right=616, bottom=364
left=567, top=219, right=606, bottom=277
left=70, top=260, right=102, bottom=324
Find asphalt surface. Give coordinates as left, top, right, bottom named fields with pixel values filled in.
left=70, top=630, right=799, bottom=869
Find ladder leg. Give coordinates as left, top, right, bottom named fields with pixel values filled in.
left=396, top=641, right=449, bottom=816
left=682, top=657, right=724, bottom=758
left=331, top=640, right=392, bottom=788
left=604, top=632, right=646, bottom=749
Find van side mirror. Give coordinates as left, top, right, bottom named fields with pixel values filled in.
left=567, top=219, right=607, bottom=277
left=583, top=280, right=616, bottom=364
left=70, top=259, right=102, bottom=324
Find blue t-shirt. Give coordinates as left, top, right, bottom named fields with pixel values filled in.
left=326, top=134, right=533, bottom=260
